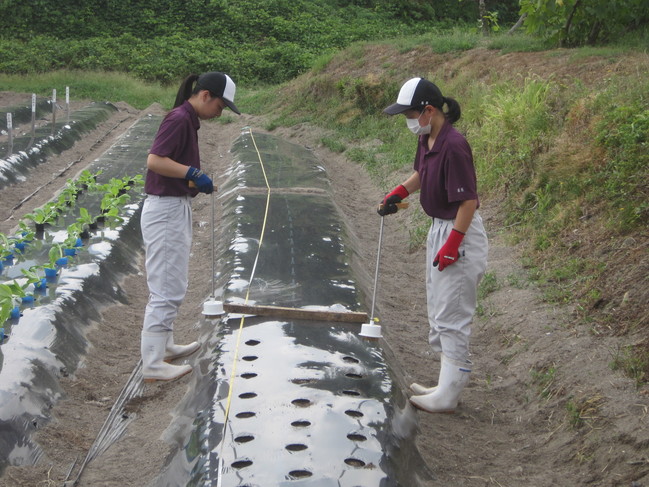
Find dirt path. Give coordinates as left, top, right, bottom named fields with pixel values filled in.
left=1, top=94, right=648, bottom=487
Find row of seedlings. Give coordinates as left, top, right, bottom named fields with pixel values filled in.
left=0, top=170, right=143, bottom=341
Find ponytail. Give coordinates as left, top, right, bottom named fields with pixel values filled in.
left=444, top=97, right=461, bottom=124
left=173, top=74, right=200, bottom=108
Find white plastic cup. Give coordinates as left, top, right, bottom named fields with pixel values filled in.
left=359, top=322, right=382, bottom=339
left=202, top=299, right=224, bottom=317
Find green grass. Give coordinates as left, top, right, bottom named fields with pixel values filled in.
left=237, top=83, right=286, bottom=116
left=567, top=46, right=637, bottom=62
left=530, top=364, right=559, bottom=400
left=610, top=345, right=649, bottom=388
left=486, top=33, right=552, bottom=52
left=321, top=136, right=346, bottom=153
left=478, top=272, right=500, bottom=300
left=476, top=272, right=500, bottom=318
left=0, top=70, right=293, bottom=115
left=612, top=28, right=649, bottom=48
left=382, top=27, right=481, bottom=54
left=565, top=394, right=604, bottom=429
left=0, top=70, right=174, bottom=110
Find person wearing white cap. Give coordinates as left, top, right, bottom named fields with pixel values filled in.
left=380, top=77, right=488, bottom=413
left=140, top=71, right=240, bottom=382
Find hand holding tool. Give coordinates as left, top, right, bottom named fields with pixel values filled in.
left=185, top=167, right=214, bottom=194
left=377, top=201, right=409, bottom=215
left=377, top=184, right=409, bottom=216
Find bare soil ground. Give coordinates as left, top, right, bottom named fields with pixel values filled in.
left=1, top=54, right=648, bottom=487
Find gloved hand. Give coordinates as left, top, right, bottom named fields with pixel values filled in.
left=185, top=167, right=213, bottom=194
left=433, top=229, right=464, bottom=271
left=378, top=184, right=409, bottom=216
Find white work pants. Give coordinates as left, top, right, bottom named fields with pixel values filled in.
left=426, top=213, right=488, bottom=362
left=141, top=195, right=193, bottom=333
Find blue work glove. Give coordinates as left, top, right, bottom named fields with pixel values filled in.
left=185, top=167, right=213, bottom=194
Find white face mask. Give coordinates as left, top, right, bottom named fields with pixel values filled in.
left=406, top=112, right=431, bottom=135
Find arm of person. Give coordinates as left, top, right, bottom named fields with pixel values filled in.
left=146, top=153, right=191, bottom=178
left=147, top=153, right=214, bottom=194
left=401, top=171, right=421, bottom=194
left=452, top=198, right=478, bottom=234
left=434, top=198, right=478, bottom=271
left=378, top=171, right=421, bottom=215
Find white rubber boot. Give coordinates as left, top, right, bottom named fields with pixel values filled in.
left=164, top=334, right=200, bottom=362
left=409, top=354, right=471, bottom=413
left=410, top=382, right=436, bottom=395
left=142, top=332, right=192, bottom=383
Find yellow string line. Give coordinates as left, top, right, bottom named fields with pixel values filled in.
left=217, top=129, right=271, bottom=485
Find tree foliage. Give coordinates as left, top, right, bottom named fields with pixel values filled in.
left=0, top=0, right=524, bottom=84
left=520, top=0, right=649, bottom=46
left=0, top=0, right=506, bottom=42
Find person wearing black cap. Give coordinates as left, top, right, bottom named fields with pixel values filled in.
left=380, top=77, right=488, bottom=413
left=140, top=71, right=240, bottom=383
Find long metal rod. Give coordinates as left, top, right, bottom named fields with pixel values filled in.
left=211, top=177, right=216, bottom=298
left=369, top=216, right=384, bottom=322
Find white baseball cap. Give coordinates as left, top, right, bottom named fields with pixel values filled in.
left=384, top=77, right=444, bottom=115
left=197, top=72, right=241, bottom=114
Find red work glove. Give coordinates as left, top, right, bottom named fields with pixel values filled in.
left=378, top=184, right=409, bottom=216
left=433, top=229, right=465, bottom=271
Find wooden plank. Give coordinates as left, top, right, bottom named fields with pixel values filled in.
left=223, top=303, right=368, bottom=323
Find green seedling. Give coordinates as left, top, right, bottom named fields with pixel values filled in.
left=48, top=243, right=72, bottom=268
left=0, top=233, right=13, bottom=260
left=16, top=222, right=36, bottom=243
left=76, top=207, right=96, bottom=234
left=64, top=223, right=85, bottom=248
left=5, top=279, right=32, bottom=300
left=127, top=174, right=143, bottom=188
left=21, top=265, right=46, bottom=288
left=23, top=202, right=60, bottom=228
left=77, top=169, right=103, bottom=191
left=102, top=177, right=132, bottom=198
left=0, top=284, right=15, bottom=325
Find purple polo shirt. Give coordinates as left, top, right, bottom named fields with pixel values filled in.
left=144, top=101, right=200, bottom=197
left=414, top=121, right=479, bottom=219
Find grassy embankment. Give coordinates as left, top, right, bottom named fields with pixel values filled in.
left=241, top=33, right=649, bottom=386
left=1, top=30, right=647, bottom=383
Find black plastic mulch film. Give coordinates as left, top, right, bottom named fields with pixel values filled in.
left=0, top=111, right=433, bottom=485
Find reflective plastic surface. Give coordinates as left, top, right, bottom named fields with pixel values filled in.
left=0, top=102, right=118, bottom=188
left=156, top=130, right=432, bottom=486
left=0, top=113, right=161, bottom=475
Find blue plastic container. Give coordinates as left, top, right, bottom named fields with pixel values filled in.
left=44, top=267, right=58, bottom=277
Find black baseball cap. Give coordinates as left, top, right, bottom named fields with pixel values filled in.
left=384, top=77, right=444, bottom=115
left=196, top=72, right=241, bottom=115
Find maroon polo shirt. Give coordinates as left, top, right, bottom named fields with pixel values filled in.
left=413, top=121, right=479, bottom=219
left=144, top=101, right=200, bottom=197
